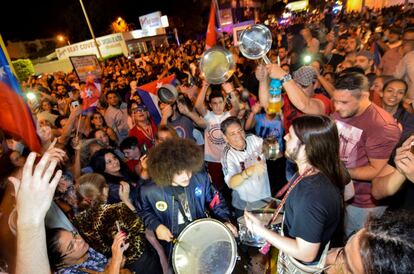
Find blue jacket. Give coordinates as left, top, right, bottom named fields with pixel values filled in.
left=137, top=171, right=231, bottom=246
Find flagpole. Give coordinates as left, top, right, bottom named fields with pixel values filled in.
left=213, top=0, right=226, bottom=47
left=78, top=0, right=103, bottom=60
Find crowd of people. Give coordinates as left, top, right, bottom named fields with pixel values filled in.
left=1, top=2, right=414, bottom=274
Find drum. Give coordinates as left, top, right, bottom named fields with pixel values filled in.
left=172, top=218, right=237, bottom=274
left=199, top=46, right=235, bottom=84
left=238, top=211, right=283, bottom=247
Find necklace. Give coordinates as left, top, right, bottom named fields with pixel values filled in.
left=136, top=122, right=154, bottom=143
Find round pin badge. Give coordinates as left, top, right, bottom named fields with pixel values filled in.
left=156, top=201, right=168, bottom=212
left=195, top=187, right=202, bottom=197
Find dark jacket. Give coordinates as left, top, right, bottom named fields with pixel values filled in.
left=137, top=171, right=231, bottom=254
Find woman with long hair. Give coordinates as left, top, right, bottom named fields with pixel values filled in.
left=88, top=111, right=118, bottom=144
left=89, top=148, right=138, bottom=204
left=244, top=115, right=347, bottom=273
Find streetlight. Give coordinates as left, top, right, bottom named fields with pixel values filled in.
left=57, top=35, right=71, bottom=45
left=111, top=16, right=128, bottom=33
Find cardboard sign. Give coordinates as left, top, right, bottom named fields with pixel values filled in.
left=69, top=55, right=102, bottom=82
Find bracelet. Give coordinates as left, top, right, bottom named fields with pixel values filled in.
left=281, top=73, right=293, bottom=86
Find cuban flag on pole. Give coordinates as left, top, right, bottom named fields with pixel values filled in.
left=137, top=75, right=176, bottom=125
left=0, top=35, right=41, bottom=153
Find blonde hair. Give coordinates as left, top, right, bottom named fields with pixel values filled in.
left=78, top=173, right=108, bottom=210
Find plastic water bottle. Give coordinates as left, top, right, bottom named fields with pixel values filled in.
left=268, top=79, right=282, bottom=114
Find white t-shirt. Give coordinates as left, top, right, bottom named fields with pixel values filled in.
left=221, top=134, right=271, bottom=210
left=204, top=111, right=231, bottom=162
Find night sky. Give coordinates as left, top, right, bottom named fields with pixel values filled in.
left=0, top=0, right=203, bottom=43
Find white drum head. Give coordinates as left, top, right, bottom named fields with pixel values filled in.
left=172, top=218, right=237, bottom=274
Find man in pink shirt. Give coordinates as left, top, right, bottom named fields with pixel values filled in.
left=332, top=72, right=401, bottom=236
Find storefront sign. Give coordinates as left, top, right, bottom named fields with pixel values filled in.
left=56, top=33, right=128, bottom=60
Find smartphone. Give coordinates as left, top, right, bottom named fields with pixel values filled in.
left=116, top=220, right=121, bottom=232
left=140, top=144, right=148, bottom=156
left=411, top=140, right=414, bottom=154
left=71, top=100, right=80, bottom=108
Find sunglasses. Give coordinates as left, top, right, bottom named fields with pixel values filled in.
left=131, top=107, right=147, bottom=113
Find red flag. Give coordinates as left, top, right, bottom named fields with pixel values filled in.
left=0, top=82, right=41, bottom=153
left=0, top=36, right=41, bottom=153
left=205, top=0, right=217, bottom=49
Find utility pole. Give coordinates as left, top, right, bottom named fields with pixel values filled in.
left=79, top=0, right=103, bottom=59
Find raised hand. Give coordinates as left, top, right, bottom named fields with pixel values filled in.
left=9, top=152, right=62, bottom=227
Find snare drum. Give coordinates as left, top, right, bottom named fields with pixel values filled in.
left=172, top=218, right=237, bottom=274
left=238, top=212, right=283, bottom=247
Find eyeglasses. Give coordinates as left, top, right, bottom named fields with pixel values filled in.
left=60, top=231, right=79, bottom=259
left=131, top=107, right=146, bottom=113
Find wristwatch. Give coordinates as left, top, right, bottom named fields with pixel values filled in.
left=281, top=73, right=293, bottom=86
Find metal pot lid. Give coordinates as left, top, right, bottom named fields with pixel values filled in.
left=239, top=24, right=273, bottom=60
left=157, top=83, right=178, bottom=104
left=199, top=46, right=235, bottom=85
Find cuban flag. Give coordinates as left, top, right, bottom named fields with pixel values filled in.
left=0, top=35, right=41, bottom=153
left=137, top=75, right=176, bottom=125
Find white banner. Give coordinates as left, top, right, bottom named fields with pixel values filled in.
left=56, top=33, right=128, bottom=60
left=139, top=11, right=162, bottom=30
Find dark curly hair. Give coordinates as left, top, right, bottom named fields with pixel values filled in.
left=360, top=211, right=414, bottom=274
left=147, top=138, right=204, bottom=186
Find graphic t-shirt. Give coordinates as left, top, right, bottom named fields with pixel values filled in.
left=332, top=104, right=400, bottom=208
left=169, top=113, right=194, bottom=139
left=222, top=134, right=271, bottom=209
left=204, top=111, right=231, bottom=162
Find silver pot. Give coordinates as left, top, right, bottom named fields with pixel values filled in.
left=199, top=46, right=235, bottom=84
left=157, top=83, right=178, bottom=105
left=262, top=136, right=282, bottom=160
left=238, top=211, right=283, bottom=247
left=173, top=218, right=237, bottom=274
left=238, top=24, right=273, bottom=64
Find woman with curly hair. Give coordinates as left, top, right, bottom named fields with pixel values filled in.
left=138, top=138, right=237, bottom=260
